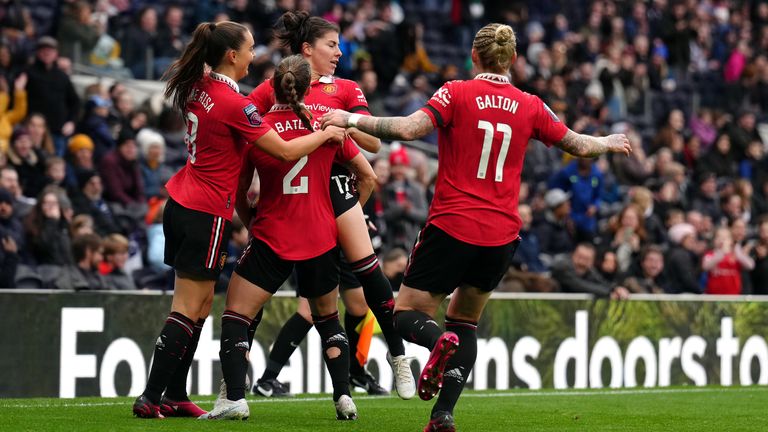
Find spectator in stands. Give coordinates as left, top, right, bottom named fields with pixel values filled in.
left=503, top=204, right=557, bottom=293
left=25, top=36, right=80, bottom=156
left=77, top=94, right=116, bottom=162
left=665, top=223, right=703, bottom=294
left=57, top=233, right=108, bottom=290
left=358, top=69, right=388, bottom=116
left=24, top=112, right=55, bottom=157
left=381, top=144, right=427, bottom=250
left=0, top=166, right=32, bottom=217
left=596, top=248, right=620, bottom=286
left=0, top=186, right=25, bottom=264
left=612, top=127, right=653, bottom=186
left=69, top=213, right=94, bottom=237
left=70, top=170, right=120, bottom=236
left=691, top=172, right=721, bottom=221
left=549, top=158, right=603, bottom=241
left=533, top=188, right=576, bottom=260
left=23, top=187, right=72, bottom=266
left=605, top=204, right=647, bottom=273
left=136, top=128, right=172, bottom=199
left=0, top=73, right=27, bottom=152
left=739, top=140, right=765, bottom=183
left=0, top=43, right=22, bottom=86
left=751, top=216, right=768, bottom=295
left=697, top=134, right=737, bottom=180
left=727, top=109, right=761, bottom=159
left=110, top=89, right=135, bottom=136
left=381, top=247, right=408, bottom=291
left=99, top=132, right=145, bottom=207
left=56, top=1, right=100, bottom=63
left=155, top=4, right=188, bottom=75
left=630, top=186, right=668, bottom=245
left=622, top=245, right=669, bottom=294
left=551, top=243, right=630, bottom=299
left=121, top=6, right=159, bottom=79
left=101, top=233, right=134, bottom=290
left=43, top=156, right=67, bottom=190
left=703, top=227, right=755, bottom=295
left=8, top=127, right=46, bottom=199
left=0, top=1, right=34, bottom=50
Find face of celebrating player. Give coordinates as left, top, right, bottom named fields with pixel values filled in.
left=231, top=30, right=255, bottom=81
left=302, top=31, right=341, bottom=78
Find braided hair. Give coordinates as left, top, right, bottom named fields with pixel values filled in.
left=472, top=23, right=517, bottom=74
left=273, top=54, right=314, bottom=131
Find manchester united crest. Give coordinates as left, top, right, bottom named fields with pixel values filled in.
left=321, top=84, right=337, bottom=95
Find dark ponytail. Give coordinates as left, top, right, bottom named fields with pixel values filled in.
left=163, top=21, right=249, bottom=113
left=275, top=11, right=339, bottom=54
left=273, top=54, right=313, bottom=131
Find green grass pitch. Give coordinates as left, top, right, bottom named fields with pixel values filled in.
left=1, top=387, right=767, bottom=431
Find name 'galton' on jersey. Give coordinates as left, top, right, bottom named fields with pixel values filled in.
left=420, top=73, right=568, bottom=246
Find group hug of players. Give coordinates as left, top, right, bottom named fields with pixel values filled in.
left=130, top=10, right=631, bottom=432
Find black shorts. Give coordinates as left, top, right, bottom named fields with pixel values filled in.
left=339, top=255, right=360, bottom=291
left=234, top=237, right=340, bottom=298
left=403, top=224, right=520, bottom=294
left=330, top=164, right=359, bottom=217
left=163, top=198, right=232, bottom=281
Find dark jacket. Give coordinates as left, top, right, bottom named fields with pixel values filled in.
left=664, top=245, right=702, bottom=294
left=25, top=59, right=80, bottom=132
left=550, top=255, right=613, bottom=297
left=99, top=150, right=145, bottom=206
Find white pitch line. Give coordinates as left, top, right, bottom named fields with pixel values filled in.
left=1, top=387, right=765, bottom=409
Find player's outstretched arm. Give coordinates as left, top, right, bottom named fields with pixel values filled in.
left=554, top=130, right=631, bottom=158
left=321, top=110, right=435, bottom=141
left=254, top=126, right=346, bottom=161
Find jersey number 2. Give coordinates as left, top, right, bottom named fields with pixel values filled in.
left=476, top=120, right=512, bottom=182
left=283, top=156, right=309, bottom=194
left=184, top=112, right=198, bottom=164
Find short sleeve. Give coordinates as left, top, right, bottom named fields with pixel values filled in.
left=227, top=96, right=271, bottom=143
left=532, top=97, right=568, bottom=147
left=420, top=81, right=457, bottom=128
left=248, top=80, right=275, bottom=115
left=345, top=81, right=370, bottom=114
left=335, top=137, right=360, bottom=164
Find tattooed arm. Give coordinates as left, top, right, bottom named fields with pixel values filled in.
left=321, top=110, right=435, bottom=141
left=554, top=130, right=631, bottom=158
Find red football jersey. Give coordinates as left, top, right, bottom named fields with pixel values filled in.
left=166, top=73, right=270, bottom=220
left=420, top=73, right=568, bottom=246
left=247, top=105, right=359, bottom=260
left=250, top=75, right=370, bottom=116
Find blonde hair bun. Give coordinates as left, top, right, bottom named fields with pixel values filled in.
left=495, top=25, right=513, bottom=46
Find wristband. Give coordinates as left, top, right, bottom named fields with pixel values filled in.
left=348, top=113, right=363, bottom=128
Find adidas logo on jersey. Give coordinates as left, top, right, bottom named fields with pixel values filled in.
left=345, top=192, right=354, bottom=200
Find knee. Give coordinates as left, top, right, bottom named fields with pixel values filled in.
left=325, top=346, right=341, bottom=359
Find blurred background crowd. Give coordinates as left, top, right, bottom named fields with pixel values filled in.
left=1, top=0, right=767, bottom=297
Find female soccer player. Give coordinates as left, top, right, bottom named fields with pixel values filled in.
left=132, top=21, right=343, bottom=419
left=202, top=54, right=359, bottom=421
left=321, top=23, right=631, bottom=432
left=248, top=11, right=413, bottom=398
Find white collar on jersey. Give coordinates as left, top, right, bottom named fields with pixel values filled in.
left=318, top=75, right=334, bottom=84
left=475, top=73, right=510, bottom=84
left=209, top=71, right=240, bottom=93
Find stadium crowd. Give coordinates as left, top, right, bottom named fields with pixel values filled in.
left=0, top=0, right=767, bottom=296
